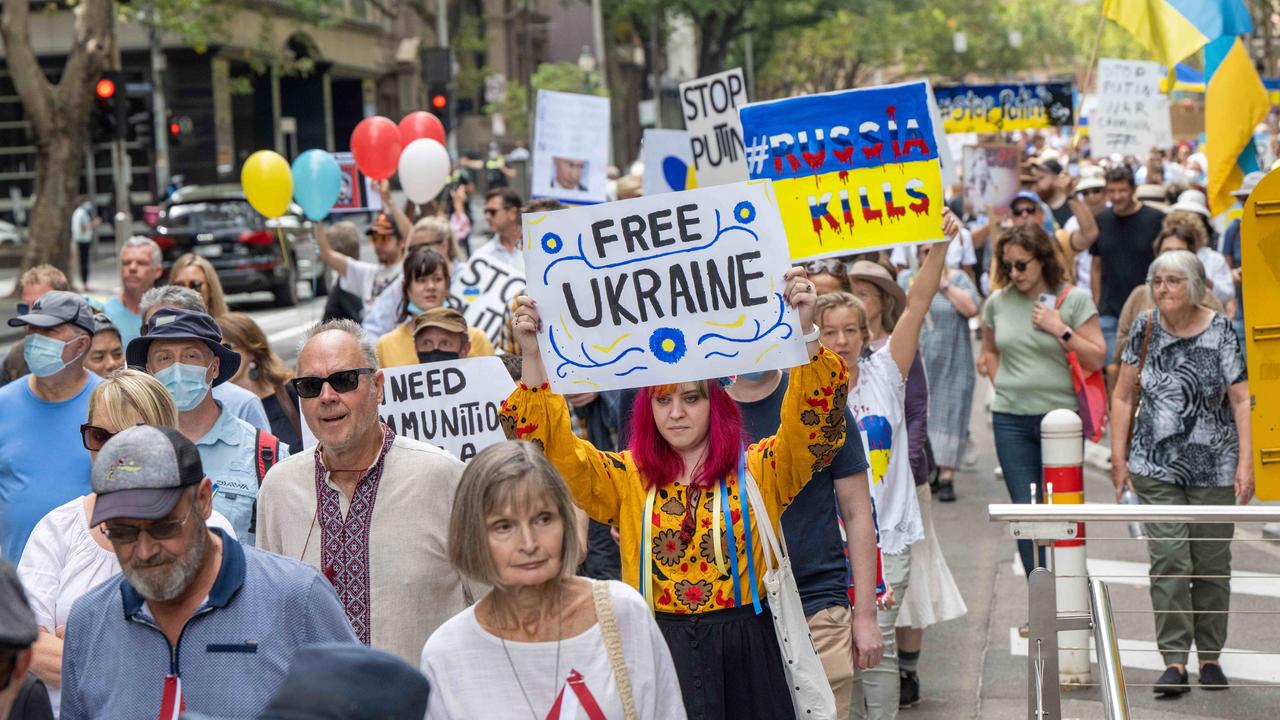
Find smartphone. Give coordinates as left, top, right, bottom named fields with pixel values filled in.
left=1038, top=292, right=1056, bottom=308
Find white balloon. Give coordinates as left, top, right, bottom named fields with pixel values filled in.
left=398, top=138, right=451, bottom=204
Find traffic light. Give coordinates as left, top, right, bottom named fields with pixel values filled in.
left=91, top=71, right=127, bottom=142
left=421, top=47, right=452, bottom=135
left=167, top=114, right=191, bottom=146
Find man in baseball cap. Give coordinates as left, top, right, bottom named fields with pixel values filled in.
left=127, top=308, right=287, bottom=545
left=0, top=560, right=50, bottom=720
left=60, top=425, right=354, bottom=719
left=412, top=307, right=472, bottom=365
left=0, top=291, right=103, bottom=563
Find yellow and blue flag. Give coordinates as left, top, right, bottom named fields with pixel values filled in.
left=1103, top=0, right=1252, bottom=67
left=1205, top=34, right=1270, bottom=214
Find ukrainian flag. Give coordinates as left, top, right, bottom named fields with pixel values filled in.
left=1205, top=34, right=1270, bottom=214
left=1103, top=0, right=1252, bottom=67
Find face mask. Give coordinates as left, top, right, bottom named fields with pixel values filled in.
left=406, top=301, right=425, bottom=317
left=417, top=349, right=460, bottom=364
left=24, top=334, right=82, bottom=378
left=736, top=370, right=773, bottom=382
left=156, top=362, right=212, bottom=411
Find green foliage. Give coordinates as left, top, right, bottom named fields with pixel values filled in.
left=485, top=62, right=608, bottom=142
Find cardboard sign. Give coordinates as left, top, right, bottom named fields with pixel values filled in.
left=679, top=68, right=749, bottom=187
left=933, top=82, right=1075, bottom=133
left=448, top=255, right=525, bottom=348
left=642, top=128, right=697, bottom=195
left=532, top=90, right=611, bottom=204
left=300, top=357, right=515, bottom=462
left=962, top=144, right=1020, bottom=218
left=521, top=181, right=805, bottom=393
left=1093, top=59, right=1172, bottom=158
left=738, top=80, right=945, bottom=261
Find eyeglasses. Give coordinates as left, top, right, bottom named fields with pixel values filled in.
left=101, top=505, right=196, bottom=545
left=1150, top=276, right=1187, bottom=288
left=1000, top=259, right=1033, bottom=274
left=291, top=368, right=375, bottom=398
left=1011, top=206, right=1038, bottom=218
left=1080, top=188, right=1104, bottom=196
left=81, top=424, right=117, bottom=452
left=173, top=280, right=205, bottom=292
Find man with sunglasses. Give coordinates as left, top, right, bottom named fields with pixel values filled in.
left=127, top=308, right=287, bottom=546
left=0, top=292, right=101, bottom=564
left=256, top=320, right=469, bottom=665
left=1061, top=166, right=1108, bottom=295
left=59, top=425, right=354, bottom=720
left=471, top=187, right=525, bottom=273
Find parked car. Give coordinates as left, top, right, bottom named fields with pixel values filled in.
left=151, top=184, right=327, bottom=307
left=0, top=220, right=22, bottom=246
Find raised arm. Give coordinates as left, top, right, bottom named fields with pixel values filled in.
left=379, top=180, right=414, bottom=240
left=1067, top=196, right=1100, bottom=251
left=889, top=208, right=960, bottom=377
left=312, top=222, right=351, bottom=276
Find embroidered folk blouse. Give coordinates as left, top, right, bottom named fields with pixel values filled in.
left=499, top=348, right=848, bottom=614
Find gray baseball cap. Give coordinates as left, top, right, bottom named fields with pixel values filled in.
left=90, top=425, right=204, bottom=526
left=0, top=561, right=37, bottom=648
left=7, top=290, right=95, bottom=335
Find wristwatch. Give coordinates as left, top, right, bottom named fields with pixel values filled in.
left=1060, top=328, right=1073, bottom=342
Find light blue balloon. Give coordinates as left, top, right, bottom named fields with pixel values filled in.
left=291, top=149, right=343, bottom=221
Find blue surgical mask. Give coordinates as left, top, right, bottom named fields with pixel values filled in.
left=156, top=362, right=212, bottom=411
left=406, top=301, right=425, bottom=317
left=24, top=334, right=81, bottom=378
left=737, top=370, right=774, bottom=382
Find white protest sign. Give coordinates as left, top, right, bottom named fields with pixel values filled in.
left=642, top=128, right=696, bottom=195
left=532, top=89, right=611, bottom=204
left=924, top=80, right=959, bottom=187
left=448, top=255, right=525, bottom=348
left=521, top=180, right=806, bottom=393
left=679, top=68, right=749, bottom=187
left=300, top=357, right=515, bottom=462
left=1093, top=59, right=1173, bottom=158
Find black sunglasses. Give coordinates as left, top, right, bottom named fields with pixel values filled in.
left=173, top=280, right=205, bottom=292
left=1011, top=206, right=1038, bottom=218
left=1000, top=259, right=1033, bottom=274
left=1080, top=188, right=1104, bottom=196
left=81, top=423, right=116, bottom=452
left=291, top=368, right=375, bottom=398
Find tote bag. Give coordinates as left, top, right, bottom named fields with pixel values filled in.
left=1056, top=286, right=1107, bottom=442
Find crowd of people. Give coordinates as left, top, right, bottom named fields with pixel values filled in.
left=0, top=124, right=1261, bottom=719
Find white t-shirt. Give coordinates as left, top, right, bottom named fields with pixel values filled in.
left=16, top=496, right=235, bottom=715
left=421, top=580, right=686, bottom=720
left=889, top=231, right=976, bottom=270
left=846, top=345, right=924, bottom=556
left=470, top=235, right=525, bottom=274
left=343, top=259, right=402, bottom=305
left=1197, top=246, right=1236, bottom=307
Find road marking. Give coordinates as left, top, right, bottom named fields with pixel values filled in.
left=1009, top=628, right=1280, bottom=684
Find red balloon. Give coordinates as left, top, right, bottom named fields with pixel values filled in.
left=350, top=116, right=402, bottom=181
left=399, top=111, right=446, bottom=146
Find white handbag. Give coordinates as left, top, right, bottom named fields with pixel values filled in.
left=742, top=468, right=838, bottom=720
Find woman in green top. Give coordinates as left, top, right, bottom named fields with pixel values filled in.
left=979, top=224, right=1106, bottom=578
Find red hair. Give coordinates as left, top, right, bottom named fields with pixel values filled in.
left=629, top=380, right=745, bottom=490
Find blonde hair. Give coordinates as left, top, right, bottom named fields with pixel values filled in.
left=814, top=291, right=872, bottom=346
left=447, top=441, right=581, bottom=588
left=87, top=368, right=178, bottom=430
left=170, top=254, right=229, bottom=317
left=20, top=264, right=69, bottom=291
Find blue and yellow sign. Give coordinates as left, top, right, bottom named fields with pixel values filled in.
left=738, top=81, right=944, bottom=262
left=933, top=81, right=1075, bottom=134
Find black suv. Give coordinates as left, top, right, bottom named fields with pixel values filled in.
left=151, top=184, right=327, bottom=306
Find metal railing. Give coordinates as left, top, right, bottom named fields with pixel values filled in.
left=989, top=503, right=1280, bottom=720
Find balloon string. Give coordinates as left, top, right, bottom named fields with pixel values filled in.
left=276, top=224, right=289, bottom=268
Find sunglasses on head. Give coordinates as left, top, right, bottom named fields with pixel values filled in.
left=174, top=280, right=205, bottom=292
left=1000, top=259, right=1033, bottom=274
left=291, top=368, right=375, bottom=398
left=81, top=423, right=116, bottom=452
left=1011, top=206, right=1038, bottom=218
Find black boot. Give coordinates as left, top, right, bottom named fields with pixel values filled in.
left=936, top=481, right=956, bottom=502
left=899, top=669, right=920, bottom=708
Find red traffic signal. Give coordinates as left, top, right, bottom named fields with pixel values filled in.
left=430, top=94, right=447, bottom=110
left=169, top=121, right=181, bottom=137
left=95, top=78, right=116, bottom=99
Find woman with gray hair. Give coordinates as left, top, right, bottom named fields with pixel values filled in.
left=420, top=440, right=685, bottom=719
left=1110, top=249, right=1252, bottom=696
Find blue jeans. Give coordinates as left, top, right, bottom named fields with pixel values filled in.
left=1099, top=314, right=1119, bottom=366
left=992, top=412, right=1047, bottom=577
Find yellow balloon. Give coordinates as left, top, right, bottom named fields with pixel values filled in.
left=240, top=150, right=293, bottom=218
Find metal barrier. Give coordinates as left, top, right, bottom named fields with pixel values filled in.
left=989, top=503, right=1280, bottom=720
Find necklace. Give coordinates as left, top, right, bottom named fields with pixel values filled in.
left=497, top=582, right=564, bottom=720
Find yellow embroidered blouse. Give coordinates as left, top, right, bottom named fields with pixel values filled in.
left=499, top=348, right=849, bottom=614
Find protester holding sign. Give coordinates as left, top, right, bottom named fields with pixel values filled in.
left=501, top=267, right=845, bottom=719
left=374, top=246, right=494, bottom=368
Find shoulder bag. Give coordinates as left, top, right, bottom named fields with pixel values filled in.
left=1055, top=285, right=1108, bottom=442
left=592, top=580, right=637, bottom=720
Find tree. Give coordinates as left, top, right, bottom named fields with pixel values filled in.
left=485, top=62, right=607, bottom=143
left=1, top=0, right=114, bottom=277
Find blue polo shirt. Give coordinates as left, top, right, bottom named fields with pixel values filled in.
left=101, top=296, right=143, bottom=349
left=197, top=404, right=289, bottom=546
left=60, top=529, right=356, bottom=720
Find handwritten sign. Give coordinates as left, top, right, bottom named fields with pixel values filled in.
left=532, top=90, right=611, bottom=204
left=642, top=128, right=697, bottom=195
left=738, top=80, right=944, bottom=261
left=679, top=68, right=749, bottom=187
left=301, top=357, right=515, bottom=462
left=962, top=144, right=1020, bottom=218
left=1093, top=59, right=1172, bottom=158
left=447, top=255, right=524, bottom=348
left=521, top=181, right=805, bottom=393
left=933, top=82, right=1074, bottom=133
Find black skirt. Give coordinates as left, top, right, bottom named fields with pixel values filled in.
left=655, top=604, right=794, bottom=720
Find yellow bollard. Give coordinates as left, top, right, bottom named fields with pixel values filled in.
left=1240, top=169, right=1280, bottom=501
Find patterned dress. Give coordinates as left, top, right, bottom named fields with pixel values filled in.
left=499, top=348, right=848, bottom=613
left=906, top=269, right=980, bottom=468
